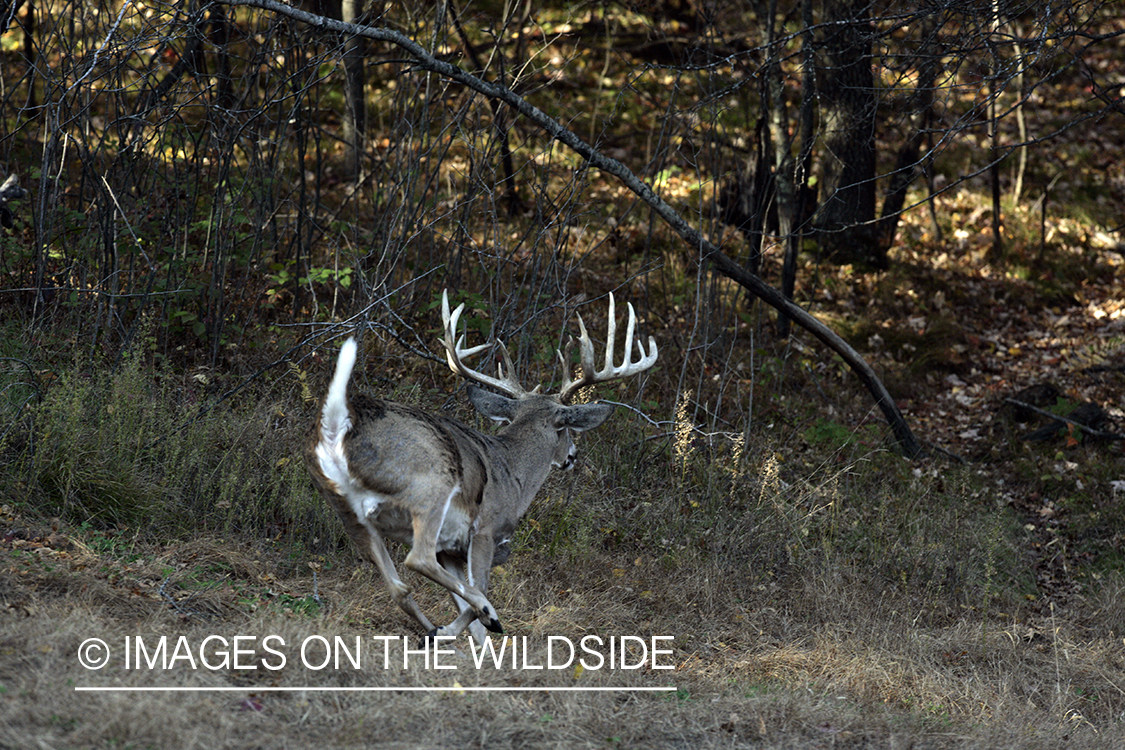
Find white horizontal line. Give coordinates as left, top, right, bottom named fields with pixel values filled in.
left=75, top=686, right=677, bottom=693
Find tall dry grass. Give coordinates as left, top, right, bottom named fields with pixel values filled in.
left=1, top=315, right=1123, bottom=749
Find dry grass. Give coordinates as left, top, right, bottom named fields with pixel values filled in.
left=1, top=312, right=1123, bottom=749
left=2, top=478, right=1123, bottom=749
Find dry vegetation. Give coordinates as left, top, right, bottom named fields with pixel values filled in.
left=2, top=345, right=1123, bottom=747
left=3, top=530, right=1124, bottom=749
left=2, top=0, right=1125, bottom=747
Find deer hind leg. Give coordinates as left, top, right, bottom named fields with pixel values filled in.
left=403, top=485, right=502, bottom=634
left=362, top=525, right=436, bottom=634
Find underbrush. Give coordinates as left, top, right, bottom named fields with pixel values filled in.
left=0, top=331, right=1083, bottom=631
left=2, top=333, right=1124, bottom=748
left=522, top=411, right=1040, bottom=639
left=0, top=331, right=332, bottom=549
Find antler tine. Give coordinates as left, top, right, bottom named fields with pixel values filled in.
left=619, top=297, right=658, bottom=373
left=557, top=312, right=592, bottom=401
left=557, top=292, right=659, bottom=403
left=441, top=289, right=528, bottom=399
left=442, top=291, right=488, bottom=367
left=602, top=292, right=616, bottom=373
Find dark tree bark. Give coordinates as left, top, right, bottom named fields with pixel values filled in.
left=876, top=14, right=941, bottom=251
left=717, top=117, right=775, bottom=277
left=814, top=0, right=881, bottom=268
left=755, top=0, right=802, bottom=333
left=778, top=0, right=818, bottom=337
left=340, top=0, right=367, bottom=179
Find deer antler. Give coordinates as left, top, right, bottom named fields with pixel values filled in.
left=441, top=290, right=528, bottom=399
left=557, top=293, right=658, bottom=403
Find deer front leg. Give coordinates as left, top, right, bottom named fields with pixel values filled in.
left=433, top=531, right=498, bottom=643
left=403, top=486, right=502, bottom=634
left=435, top=552, right=487, bottom=643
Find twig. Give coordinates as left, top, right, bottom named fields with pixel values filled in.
left=1004, top=399, right=1125, bottom=441
left=159, top=576, right=214, bottom=621
left=151, top=274, right=436, bottom=447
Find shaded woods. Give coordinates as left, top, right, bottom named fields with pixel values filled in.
left=1, top=2, right=1124, bottom=748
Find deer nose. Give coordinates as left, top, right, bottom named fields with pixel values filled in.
left=556, top=443, right=578, bottom=471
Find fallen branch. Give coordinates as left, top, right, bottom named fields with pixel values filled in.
left=1005, top=399, right=1124, bottom=442
left=221, top=0, right=924, bottom=459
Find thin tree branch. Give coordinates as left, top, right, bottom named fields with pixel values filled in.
left=221, top=0, right=923, bottom=459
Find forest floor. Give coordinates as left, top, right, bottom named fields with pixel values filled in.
left=2, top=225, right=1124, bottom=749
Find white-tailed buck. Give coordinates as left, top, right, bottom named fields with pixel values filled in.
left=307, top=290, right=658, bottom=641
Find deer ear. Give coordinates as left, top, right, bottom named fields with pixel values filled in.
left=467, top=384, right=518, bottom=424
left=556, top=402, right=614, bottom=432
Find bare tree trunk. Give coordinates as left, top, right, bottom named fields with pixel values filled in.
left=761, top=0, right=798, bottom=333
left=778, top=0, right=817, bottom=338
left=1011, top=21, right=1028, bottom=204
left=340, top=0, right=366, bottom=179
left=209, top=2, right=234, bottom=111
left=876, top=14, right=941, bottom=250
left=717, top=116, right=774, bottom=277
left=987, top=0, right=1004, bottom=264
left=814, top=0, right=881, bottom=268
